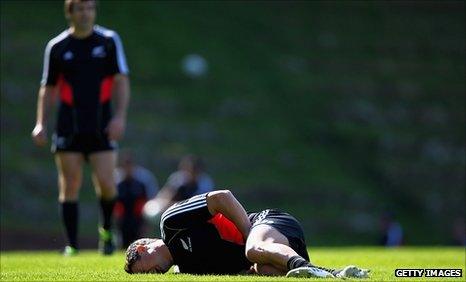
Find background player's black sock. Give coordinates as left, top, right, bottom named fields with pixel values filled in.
left=287, top=255, right=312, bottom=270
left=60, top=201, right=79, bottom=249
left=99, top=197, right=116, bottom=231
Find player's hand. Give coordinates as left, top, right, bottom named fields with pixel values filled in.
left=106, top=116, right=126, bottom=141
left=31, top=123, right=47, bottom=147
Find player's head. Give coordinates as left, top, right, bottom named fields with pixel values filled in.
left=124, top=238, right=173, bottom=274
left=64, top=0, right=96, bottom=30
left=179, top=154, right=204, bottom=176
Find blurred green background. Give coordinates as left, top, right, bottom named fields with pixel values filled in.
left=1, top=0, right=464, bottom=249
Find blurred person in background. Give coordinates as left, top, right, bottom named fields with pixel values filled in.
left=31, top=0, right=130, bottom=255
left=379, top=212, right=404, bottom=247
left=143, top=154, right=214, bottom=232
left=114, top=150, right=159, bottom=248
left=451, top=217, right=465, bottom=246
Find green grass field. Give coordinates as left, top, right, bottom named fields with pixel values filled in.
left=1, top=247, right=464, bottom=281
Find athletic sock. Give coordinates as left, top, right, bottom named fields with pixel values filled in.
left=287, top=255, right=312, bottom=270
left=60, top=201, right=79, bottom=249
left=99, top=197, right=116, bottom=231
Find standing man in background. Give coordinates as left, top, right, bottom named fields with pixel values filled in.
left=31, top=0, right=130, bottom=256
left=115, top=150, right=159, bottom=248
left=115, top=150, right=159, bottom=201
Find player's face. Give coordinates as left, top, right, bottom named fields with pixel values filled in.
left=131, top=240, right=171, bottom=274
left=182, top=163, right=199, bottom=179
left=68, top=1, right=96, bottom=31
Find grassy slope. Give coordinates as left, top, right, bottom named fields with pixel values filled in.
left=1, top=247, right=465, bottom=281
left=1, top=1, right=465, bottom=245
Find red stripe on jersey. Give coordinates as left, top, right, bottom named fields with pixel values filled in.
left=114, top=201, right=124, bottom=218
left=208, top=213, right=245, bottom=245
left=133, top=198, right=147, bottom=217
left=100, top=76, right=114, bottom=103
left=57, top=75, right=73, bottom=105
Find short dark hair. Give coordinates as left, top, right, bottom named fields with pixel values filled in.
left=64, top=0, right=96, bottom=14
left=124, top=238, right=156, bottom=274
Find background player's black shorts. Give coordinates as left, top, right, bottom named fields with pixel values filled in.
left=249, top=209, right=310, bottom=261
left=51, top=133, right=117, bottom=159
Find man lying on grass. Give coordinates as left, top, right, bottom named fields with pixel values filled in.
left=124, top=190, right=369, bottom=278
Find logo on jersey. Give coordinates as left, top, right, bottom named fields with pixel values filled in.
left=53, top=135, right=67, bottom=149
left=63, top=51, right=74, bottom=61
left=252, top=209, right=274, bottom=226
left=180, top=237, right=192, bottom=252
left=91, top=46, right=106, bottom=58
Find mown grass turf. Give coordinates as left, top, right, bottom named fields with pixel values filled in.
left=1, top=247, right=464, bottom=281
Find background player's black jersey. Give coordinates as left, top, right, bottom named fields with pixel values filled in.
left=41, top=25, right=129, bottom=136
left=160, top=193, right=251, bottom=274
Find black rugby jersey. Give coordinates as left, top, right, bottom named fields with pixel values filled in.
left=41, top=25, right=129, bottom=135
left=160, top=193, right=252, bottom=274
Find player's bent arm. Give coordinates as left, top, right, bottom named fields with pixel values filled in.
left=147, top=186, right=177, bottom=213
left=206, top=190, right=252, bottom=240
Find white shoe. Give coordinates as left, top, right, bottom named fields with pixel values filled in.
left=334, top=265, right=370, bottom=278
left=286, top=266, right=335, bottom=278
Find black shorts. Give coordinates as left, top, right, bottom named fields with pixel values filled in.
left=249, top=209, right=309, bottom=261
left=51, top=133, right=117, bottom=159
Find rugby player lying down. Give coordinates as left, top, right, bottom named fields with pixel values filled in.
left=124, top=190, right=369, bottom=278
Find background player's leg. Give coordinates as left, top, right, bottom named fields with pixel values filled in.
left=55, top=152, right=84, bottom=252
left=245, top=224, right=304, bottom=274
left=89, top=151, right=117, bottom=200
left=89, top=151, right=117, bottom=254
